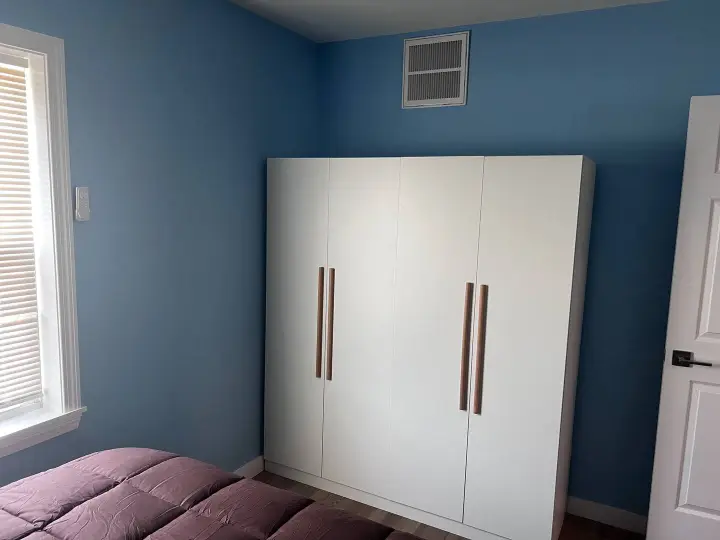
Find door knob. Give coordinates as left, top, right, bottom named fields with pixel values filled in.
left=672, top=350, right=714, bottom=368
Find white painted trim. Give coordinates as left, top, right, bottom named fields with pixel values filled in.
left=0, top=23, right=82, bottom=453
left=44, top=29, right=82, bottom=414
left=0, top=408, right=84, bottom=459
left=266, top=461, right=503, bottom=540
left=2, top=24, right=80, bottom=411
left=235, top=456, right=265, bottom=478
left=567, top=496, right=647, bottom=534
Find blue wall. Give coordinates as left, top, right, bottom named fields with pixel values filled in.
left=318, top=0, right=720, bottom=515
left=0, top=0, right=319, bottom=486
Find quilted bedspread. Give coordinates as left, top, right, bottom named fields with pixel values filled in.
left=0, top=448, right=421, bottom=540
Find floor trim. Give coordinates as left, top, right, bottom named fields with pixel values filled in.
left=566, top=496, right=647, bottom=534
left=234, top=455, right=265, bottom=479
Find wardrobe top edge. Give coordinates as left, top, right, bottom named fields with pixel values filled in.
left=267, top=155, right=594, bottom=165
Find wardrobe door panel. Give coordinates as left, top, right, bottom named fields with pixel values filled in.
left=387, top=157, right=484, bottom=521
left=463, top=157, right=584, bottom=540
left=322, top=158, right=400, bottom=497
left=265, top=159, right=329, bottom=477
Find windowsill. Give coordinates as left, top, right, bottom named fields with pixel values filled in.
left=0, top=407, right=86, bottom=459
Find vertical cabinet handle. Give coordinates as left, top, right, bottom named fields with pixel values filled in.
left=315, top=267, right=325, bottom=378
left=459, top=282, right=475, bottom=411
left=473, top=285, right=489, bottom=415
left=326, top=268, right=336, bottom=381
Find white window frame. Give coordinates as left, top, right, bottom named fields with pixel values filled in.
left=0, top=23, right=83, bottom=458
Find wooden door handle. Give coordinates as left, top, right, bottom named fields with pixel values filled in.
left=473, top=285, right=489, bottom=415
left=315, top=267, right=325, bottom=378
left=459, top=282, right=474, bottom=411
left=326, top=268, right=336, bottom=381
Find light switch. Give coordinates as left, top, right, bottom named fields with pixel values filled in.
left=75, top=187, right=90, bottom=221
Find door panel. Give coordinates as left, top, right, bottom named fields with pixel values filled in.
left=265, top=159, right=328, bottom=477
left=678, top=382, right=720, bottom=514
left=697, top=199, right=720, bottom=339
left=648, top=96, right=720, bottom=540
left=386, top=157, right=484, bottom=521
left=322, top=158, right=400, bottom=496
left=463, top=157, right=583, bottom=540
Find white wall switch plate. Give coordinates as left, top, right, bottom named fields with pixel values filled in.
left=75, top=187, right=90, bottom=221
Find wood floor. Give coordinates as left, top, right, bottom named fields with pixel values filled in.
left=255, top=472, right=644, bottom=540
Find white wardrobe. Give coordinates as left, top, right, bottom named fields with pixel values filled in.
left=264, top=156, right=595, bottom=540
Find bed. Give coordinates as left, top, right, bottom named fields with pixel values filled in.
left=0, top=448, right=421, bottom=540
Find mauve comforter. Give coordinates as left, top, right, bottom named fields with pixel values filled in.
left=0, top=448, right=421, bottom=540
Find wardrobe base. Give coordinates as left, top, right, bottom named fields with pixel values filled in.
left=265, top=460, right=517, bottom=540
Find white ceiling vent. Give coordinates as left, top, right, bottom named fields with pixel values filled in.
left=403, top=31, right=469, bottom=109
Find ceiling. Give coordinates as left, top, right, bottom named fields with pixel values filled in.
left=232, top=0, right=665, bottom=43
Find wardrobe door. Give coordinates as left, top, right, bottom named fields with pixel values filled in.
left=386, top=157, right=484, bottom=521
left=322, top=158, right=400, bottom=496
left=463, top=157, right=585, bottom=540
left=265, top=159, right=329, bottom=477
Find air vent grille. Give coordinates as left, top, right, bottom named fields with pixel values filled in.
left=408, top=40, right=463, bottom=72
left=407, top=72, right=461, bottom=102
left=403, top=32, right=469, bottom=109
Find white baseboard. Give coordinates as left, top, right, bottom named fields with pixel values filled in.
left=567, top=496, right=647, bottom=534
left=234, top=455, right=265, bottom=479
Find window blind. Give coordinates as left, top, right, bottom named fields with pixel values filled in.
left=0, top=59, right=42, bottom=414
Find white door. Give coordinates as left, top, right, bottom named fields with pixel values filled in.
left=647, top=96, right=720, bottom=540
left=321, top=158, right=400, bottom=496
left=386, top=157, right=484, bottom=521
left=265, top=159, right=328, bottom=477
left=463, top=157, right=586, bottom=540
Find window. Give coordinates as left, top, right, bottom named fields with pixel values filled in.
left=0, top=24, right=82, bottom=458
